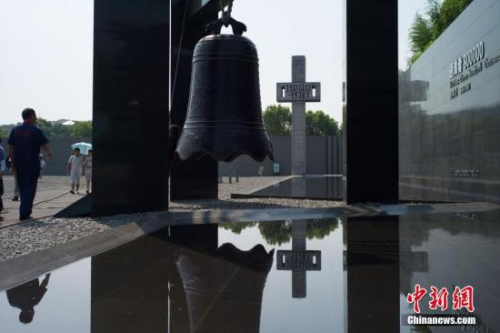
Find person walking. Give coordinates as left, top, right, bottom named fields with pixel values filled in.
left=38, top=154, right=46, bottom=181
left=8, top=108, right=53, bottom=220
left=68, top=148, right=84, bottom=194
left=0, top=138, right=6, bottom=219
left=83, top=149, right=92, bottom=194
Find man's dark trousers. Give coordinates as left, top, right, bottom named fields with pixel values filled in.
left=17, top=167, right=40, bottom=219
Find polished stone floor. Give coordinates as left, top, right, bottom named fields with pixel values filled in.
left=0, top=206, right=499, bottom=332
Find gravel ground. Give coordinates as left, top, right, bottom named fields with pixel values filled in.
left=170, top=176, right=347, bottom=211
left=0, top=176, right=347, bottom=262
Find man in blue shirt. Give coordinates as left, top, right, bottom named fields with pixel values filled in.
left=8, top=108, right=53, bottom=220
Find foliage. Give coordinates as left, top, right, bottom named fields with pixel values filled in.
left=222, top=219, right=341, bottom=246
left=408, top=0, right=473, bottom=65
left=305, top=110, right=339, bottom=136
left=69, top=121, right=93, bottom=138
left=257, top=219, right=340, bottom=246
left=0, top=119, right=92, bottom=139
left=409, top=13, right=433, bottom=64
left=0, top=127, right=9, bottom=140
left=263, top=105, right=292, bottom=136
left=259, top=222, right=292, bottom=246
left=306, top=219, right=339, bottom=240
left=220, top=222, right=257, bottom=234
left=263, top=105, right=340, bottom=136
left=37, top=118, right=71, bottom=138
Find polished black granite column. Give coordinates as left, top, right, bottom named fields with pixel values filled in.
left=170, top=0, right=219, bottom=200
left=344, top=0, right=399, bottom=203
left=92, top=0, right=170, bottom=215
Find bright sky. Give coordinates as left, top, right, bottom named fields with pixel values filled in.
left=0, top=0, right=427, bottom=125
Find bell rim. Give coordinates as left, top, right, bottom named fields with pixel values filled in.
left=199, top=34, right=254, bottom=45
left=175, top=129, right=274, bottom=163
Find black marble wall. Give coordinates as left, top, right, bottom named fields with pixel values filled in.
left=93, top=0, right=170, bottom=215
left=92, top=0, right=219, bottom=214
left=344, top=0, right=399, bottom=203
left=219, top=135, right=343, bottom=177
left=399, top=0, right=500, bottom=203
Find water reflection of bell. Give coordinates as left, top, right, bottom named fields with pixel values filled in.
left=174, top=243, right=274, bottom=332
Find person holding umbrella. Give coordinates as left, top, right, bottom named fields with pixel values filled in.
left=83, top=149, right=92, bottom=194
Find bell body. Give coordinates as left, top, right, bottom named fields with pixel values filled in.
left=175, top=34, right=274, bottom=162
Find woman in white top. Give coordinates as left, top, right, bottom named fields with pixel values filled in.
left=83, top=149, right=92, bottom=194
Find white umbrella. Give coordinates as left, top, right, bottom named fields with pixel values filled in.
left=71, top=142, right=92, bottom=155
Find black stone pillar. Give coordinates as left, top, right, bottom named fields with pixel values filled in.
left=92, top=0, right=170, bottom=215
left=170, top=0, right=219, bottom=200
left=344, top=0, right=399, bottom=203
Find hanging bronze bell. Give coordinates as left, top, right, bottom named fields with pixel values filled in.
left=175, top=25, right=274, bottom=163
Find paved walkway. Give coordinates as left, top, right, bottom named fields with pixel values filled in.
left=0, top=175, right=85, bottom=229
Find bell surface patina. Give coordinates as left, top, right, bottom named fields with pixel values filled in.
left=175, top=32, right=274, bottom=163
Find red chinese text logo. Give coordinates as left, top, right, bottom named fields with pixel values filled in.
left=452, top=286, right=475, bottom=313
left=407, top=284, right=427, bottom=313
left=407, top=285, right=474, bottom=313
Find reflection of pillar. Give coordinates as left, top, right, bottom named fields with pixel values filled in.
left=91, top=229, right=173, bottom=333
left=91, top=225, right=220, bottom=333
left=292, top=220, right=307, bottom=298
left=347, top=216, right=399, bottom=333
left=291, top=177, right=306, bottom=198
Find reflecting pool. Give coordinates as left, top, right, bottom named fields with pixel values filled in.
left=1, top=208, right=500, bottom=332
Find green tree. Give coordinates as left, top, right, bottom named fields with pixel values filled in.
left=221, top=222, right=257, bottom=235
left=305, top=110, right=339, bottom=136
left=70, top=121, right=92, bottom=138
left=36, top=118, right=71, bottom=137
left=0, top=128, right=9, bottom=140
left=258, top=221, right=292, bottom=246
left=408, top=0, right=473, bottom=65
left=263, top=105, right=291, bottom=136
left=439, top=0, right=472, bottom=34
left=263, top=105, right=340, bottom=137
left=409, top=13, right=433, bottom=64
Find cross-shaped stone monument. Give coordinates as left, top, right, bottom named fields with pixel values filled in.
left=277, top=56, right=321, bottom=176
left=277, top=220, right=321, bottom=298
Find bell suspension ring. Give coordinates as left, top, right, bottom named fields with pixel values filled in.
left=206, top=0, right=247, bottom=36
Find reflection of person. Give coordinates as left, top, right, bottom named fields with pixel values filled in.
left=38, top=154, right=46, bottom=181
left=83, top=149, right=92, bottom=194
left=8, top=108, right=53, bottom=220
left=6, top=273, right=51, bottom=324
left=0, top=138, right=5, bottom=217
left=68, top=148, right=84, bottom=194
